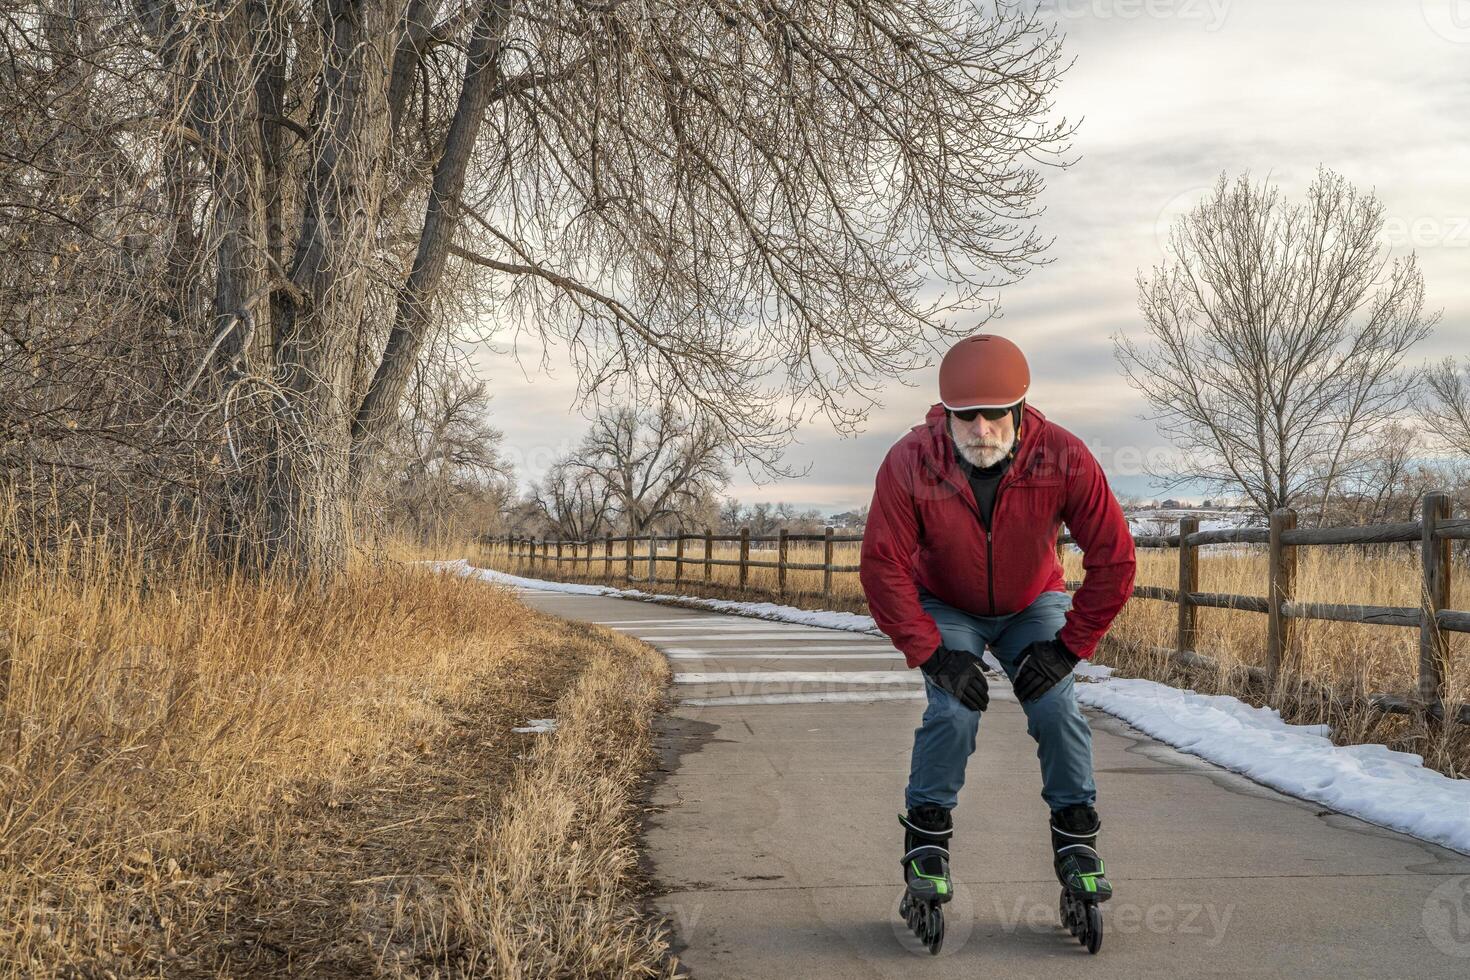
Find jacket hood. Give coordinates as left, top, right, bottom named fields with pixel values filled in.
left=920, top=402, right=1048, bottom=479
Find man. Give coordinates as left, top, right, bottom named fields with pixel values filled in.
left=859, top=333, right=1136, bottom=930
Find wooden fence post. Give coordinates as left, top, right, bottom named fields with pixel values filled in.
left=1266, top=508, right=1298, bottom=686
left=530, top=537, right=537, bottom=572
left=624, top=534, right=633, bottom=581
left=739, top=527, right=750, bottom=591
left=556, top=539, right=563, bottom=572
left=823, top=526, right=834, bottom=598
left=778, top=528, right=789, bottom=598
left=1177, top=516, right=1199, bottom=656
left=647, top=531, right=657, bottom=584
left=604, top=532, right=612, bottom=578
left=1421, top=492, right=1452, bottom=722
left=675, top=534, right=685, bottom=585
left=704, top=528, right=713, bottom=582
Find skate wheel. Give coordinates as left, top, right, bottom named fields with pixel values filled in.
left=1084, top=903, right=1102, bottom=954
left=1060, top=890, right=1080, bottom=936
left=899, top=895, right=911, bottom=919
left=927, top=906, right=944, bottom=955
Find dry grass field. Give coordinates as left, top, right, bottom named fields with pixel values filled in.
left=473, top=536, right=1470, bottom=779
left=0, top=524, right=675, bottom=978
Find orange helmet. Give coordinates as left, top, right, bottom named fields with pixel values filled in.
left=938, top=334, right=1030, bottom=410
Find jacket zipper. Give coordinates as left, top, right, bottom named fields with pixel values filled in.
left=985, top=529, right=995, bottom=615
left=984, top=451, right=1032, bottom=615
left=985, top=477, right=1008, bottom=615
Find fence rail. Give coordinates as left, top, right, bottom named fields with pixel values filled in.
left=491, top=490, right=1466, bottom=727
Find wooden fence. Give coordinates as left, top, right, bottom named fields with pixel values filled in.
left=492, top=491, right=1469, bottom=726
left=498, top=526, right=864, bottom=597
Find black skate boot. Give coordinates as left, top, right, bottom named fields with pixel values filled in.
left=1051, top=803, right=1110, bottom=953
left=897, top=804, right=952, bottom=954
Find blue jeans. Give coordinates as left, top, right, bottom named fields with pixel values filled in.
left=905, top=590, right=1096, bottom=814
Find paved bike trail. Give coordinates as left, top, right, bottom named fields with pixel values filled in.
left=509, top=584, right=1470, bottom=979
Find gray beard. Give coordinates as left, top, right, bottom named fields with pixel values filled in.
left=955, top=441, right=1009, bottom=469
left=948, top=418, right=1011, bottom=469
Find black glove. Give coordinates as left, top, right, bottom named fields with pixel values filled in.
left=920, top=645, right=989, bottom=712
left=1012, top=637, right=1080, bottom=703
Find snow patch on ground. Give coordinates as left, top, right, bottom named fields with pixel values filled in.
left=434, top=560, right=883, bottom=634
left=437, top=560, right=1470, bottom=857
left=512, top=718, right=558, bottom=734
left=1071, top=675, right=1470, bottom=856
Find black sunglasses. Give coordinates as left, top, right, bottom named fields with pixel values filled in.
left=950, top=406, right=1011, bottom=423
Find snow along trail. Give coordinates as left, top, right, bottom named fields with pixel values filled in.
left=437, top=561, right=1470, bottom=857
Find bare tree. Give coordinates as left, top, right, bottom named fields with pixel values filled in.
left=579, top=404, right=728, bottom=535
left=747, top=502, right=777, bottom=537
left=3, top=0, right=1074, bottom=575
left=718, top=498, right=746, bottom=534
left=1421, top=356, right=1470, bottom=456
left=370, top=363, right=511, bottom=542
left=530, top=457, right=614, bottom=540
left=1326, top=422, right=1422, bottom=525
left=1115, top=168, right=1438, bottom=522
left=677, top=488, right=723, bottom=535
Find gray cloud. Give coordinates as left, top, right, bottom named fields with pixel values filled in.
left=477, top=0, right=1470, bottom=512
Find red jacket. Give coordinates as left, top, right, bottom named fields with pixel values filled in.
left=860, top=404, right=1136, bottom=668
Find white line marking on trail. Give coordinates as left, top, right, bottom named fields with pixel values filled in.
left=674, top=671, right=917, bottom=685
left=593, top=618, right=746, bottom=626
left=664, top=645, right=892, bottom=654
left=620, top=630, right=827, bottom=638
left=628, top=632, right=849, bottom=641
left=683, top=691, right=927, bottom=706
left=667, top=652, right=903, bottom=660
left=609, top=622, right=822, bottom=631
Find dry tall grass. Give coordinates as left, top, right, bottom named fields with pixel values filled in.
left=432, top=626, right=676, bottom=977
left=1092, top=546, right=1470, bottom=778
left=473, top=537, right=1470, bottom=778
left=0, top=520, right=674, bottom=977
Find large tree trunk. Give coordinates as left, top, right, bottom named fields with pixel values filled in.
left=254, top=0, right=398, bottom=577
left=350, top=0, right=513, bottom=487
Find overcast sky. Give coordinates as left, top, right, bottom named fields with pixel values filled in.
left=474, top=0, right=1470, bottom=513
